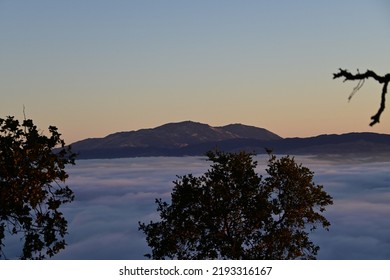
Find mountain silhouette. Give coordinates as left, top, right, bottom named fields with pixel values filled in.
left=69, top=121, right=390, bottom=159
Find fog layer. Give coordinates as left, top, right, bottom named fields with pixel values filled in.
left=6, top=155, right=390, bottom=259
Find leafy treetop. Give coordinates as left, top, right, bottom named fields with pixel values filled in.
left=139, top=150, right=333, bottom=260
left=0, top=116, right=76, bottom=259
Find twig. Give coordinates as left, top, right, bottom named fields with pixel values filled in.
left=333, top=69, right=390, bottom=126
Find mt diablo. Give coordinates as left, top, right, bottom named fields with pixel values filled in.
left=70, top=121, right=390, bottom=159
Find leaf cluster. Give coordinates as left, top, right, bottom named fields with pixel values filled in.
left=139, top=150, right=333, bottom=260
left=0, top=116, right=76, bottom=259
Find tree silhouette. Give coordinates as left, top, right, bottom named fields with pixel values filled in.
left=139, top=150, right=333, bottom=259
left=333, top=69, right=390, bottom=126
left=0, top=116, right=76, bottom=259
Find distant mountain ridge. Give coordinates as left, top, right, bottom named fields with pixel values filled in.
left=69, top=121, right=390, bottom=159
left=71, top=121, right=281, bottom=150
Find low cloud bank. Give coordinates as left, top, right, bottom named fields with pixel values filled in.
left=4, top=156, right=390, bottom=259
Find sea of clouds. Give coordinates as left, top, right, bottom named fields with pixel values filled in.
left=4, top=155, right=390, bottom=259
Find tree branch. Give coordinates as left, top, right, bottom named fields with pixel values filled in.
left=333, top=69, right=390, bottom=126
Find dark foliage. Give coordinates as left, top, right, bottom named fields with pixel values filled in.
left=0, top=116, right=76, bottom=259
left=139, top=150, right=333, bottom=259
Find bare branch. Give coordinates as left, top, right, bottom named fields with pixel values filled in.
left=333, top=69, right=390, bottom=126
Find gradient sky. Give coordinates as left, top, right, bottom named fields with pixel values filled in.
left=1, top=0, right=390, bottom=143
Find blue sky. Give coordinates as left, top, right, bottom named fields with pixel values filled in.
left=1, top=0, right=390, bottom=143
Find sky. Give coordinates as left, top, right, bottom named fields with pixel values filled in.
left=3, top=155, right=390, bottom=260
left=1, top=0, right=390, bottom=143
